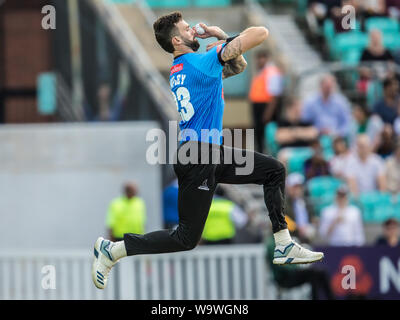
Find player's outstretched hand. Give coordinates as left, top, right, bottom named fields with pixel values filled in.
left=193, top=23, right=227, bottom=40
left=206, top=40, right=226, bottom=52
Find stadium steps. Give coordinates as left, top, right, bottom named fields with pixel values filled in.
left=246, top=2, right=324, bottom=99
left=115, top=4, right=172, bottom=79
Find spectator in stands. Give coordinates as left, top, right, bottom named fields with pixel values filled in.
left=361, top=29, right=394, bottom=62
left=358, top=30, right=395, bottom=92
left=330, top=137, right=352, bottom=179
left=319, top=185, right=366, bottom=246
left=352, top=104, right=371, bottom=135
left=106, top=182, right=146, bottom=242
left=248, top=50, right=284, bottom=153
left=163, top=178, right=179, bottom=229
left=375, top=123, right=397, bottom=157
left=306, top=0, right=341, bottom=31
left=345, top=134, right=386, bottom=195
left=201, top=186, right=248, bottom=245
left=276, top=98, right=319, bottom=149
left=373, top=77, right=400, bottom=125
left=285, top=173, right=317, bottom=243
left=350, top=104, right=371, bottom=144
left=376, top=218, right=400, bottom=247
left=304, top=139, right=331, bottom=180
left=302, top=74, right=352, bottom=137
left=386, top=0, right=400, bottom=18
left=276, top=97, right=320, bottom=166
left=385, top=139, right=400, bottom=193
left=351, top=105, right=383, bottom=147
left=361, top=0, right=387, bottom=18
left=366, top=113, right=386, bottom=147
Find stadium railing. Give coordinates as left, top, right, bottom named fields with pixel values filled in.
left=0, top=244, right=268, bottom=300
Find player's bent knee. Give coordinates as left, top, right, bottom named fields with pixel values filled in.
left=262, top=158, right=286, bottom=186
left=265, top=157, right=286, bottom=175
left=180, top=240, right=198, bottom=251
left=177, top=234, right=199, bottom=251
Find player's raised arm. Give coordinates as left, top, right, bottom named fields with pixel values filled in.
left=220, top=26, right=269, bottom=62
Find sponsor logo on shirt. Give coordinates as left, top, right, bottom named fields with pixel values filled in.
left=170, top=63, right=183, bottom=75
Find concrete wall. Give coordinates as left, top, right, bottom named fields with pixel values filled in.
left=0, top=122, right=162, bottom=249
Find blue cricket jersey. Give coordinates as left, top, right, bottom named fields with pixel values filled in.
left=169, top=43, right=227, bottom=145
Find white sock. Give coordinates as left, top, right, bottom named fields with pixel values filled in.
left=273, top=229, right=292, bottom=246
left=110, top=241, right=127, bottom=261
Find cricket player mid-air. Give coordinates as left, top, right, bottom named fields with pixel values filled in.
left=92, top=11, right=324, bottom=290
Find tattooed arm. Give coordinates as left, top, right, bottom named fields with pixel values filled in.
left=220, top=27, right=269, bottom=62
left=220, top=27, right=268, bottom=78
left=196, top=24, right=268, bottom=78
left=205, top=39, right=247, bottom=79
left=222, top=54, right=248, bottom=79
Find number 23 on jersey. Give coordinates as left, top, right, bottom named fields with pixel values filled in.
left=172, top=86, right=195, bottom=122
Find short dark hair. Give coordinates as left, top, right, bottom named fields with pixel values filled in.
left=383, top=77, right=398, bottom=90
left=153, top=11, right=182, bottom=53
left=333, top=136, right=346, bottom=146
left=383, top=218, right=399, bottom=227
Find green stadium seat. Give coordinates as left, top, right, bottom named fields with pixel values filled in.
left=330, top=31, right=368, bottom=60
left=307, top=176, right=343, bottom=198
left=383, top=32, right=400, bottom=51
left=146, top=0, right=190, bottom=8
left=193, top=0, right=230, bottom=7
left=310, top=193, right=336, bottom=216
left=296, top=0, right=308, bottom=17
left=323, top=19, right=335, bottom=44
left=265, top=122, right=279, bottom=156
left=319, top=135, right=334, bottom=160
left=365, top=17, right=400, bottom=34
left=287, top=147, right=313, bottom=174
left=394, top=194, right=400, bottom=221
left=307, top=176, right=344, bottom=216
left=341, top=49, right=362, bottom=66
left=359, top=192, right=396, bottom=223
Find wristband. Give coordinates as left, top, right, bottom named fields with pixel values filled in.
left=226, top=35, right=239, bottom=43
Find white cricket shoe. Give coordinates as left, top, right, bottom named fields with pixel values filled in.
left=273, top=241, right=324, bottom=265
left=92, top=237, right=117, bottom=289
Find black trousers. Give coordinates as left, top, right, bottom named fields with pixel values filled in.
left=252, top=99, right=283, bottom=153
left=252, top=102, right=268, bottom=153
left=124, top=141, right=287, bottom=256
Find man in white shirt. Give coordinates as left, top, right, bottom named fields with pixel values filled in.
left=329, top=136, right=352, bottom=179
left=319, top=186, right=365, bottom=246
left=345, top=134, right=386, bottom=196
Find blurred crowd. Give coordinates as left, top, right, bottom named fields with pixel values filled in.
left=308, top=0, right=400, bottom=32
left=249, top=50, right=400, bottom=246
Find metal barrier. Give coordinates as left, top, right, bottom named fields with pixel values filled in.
left=0, top=244, right=267, bottom=300
left=0, top=250, right=116, bottom=300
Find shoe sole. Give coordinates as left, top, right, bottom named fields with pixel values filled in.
left=92, top=237, right=105, bottom=289
left=273, top=255, right=324, bottom=265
